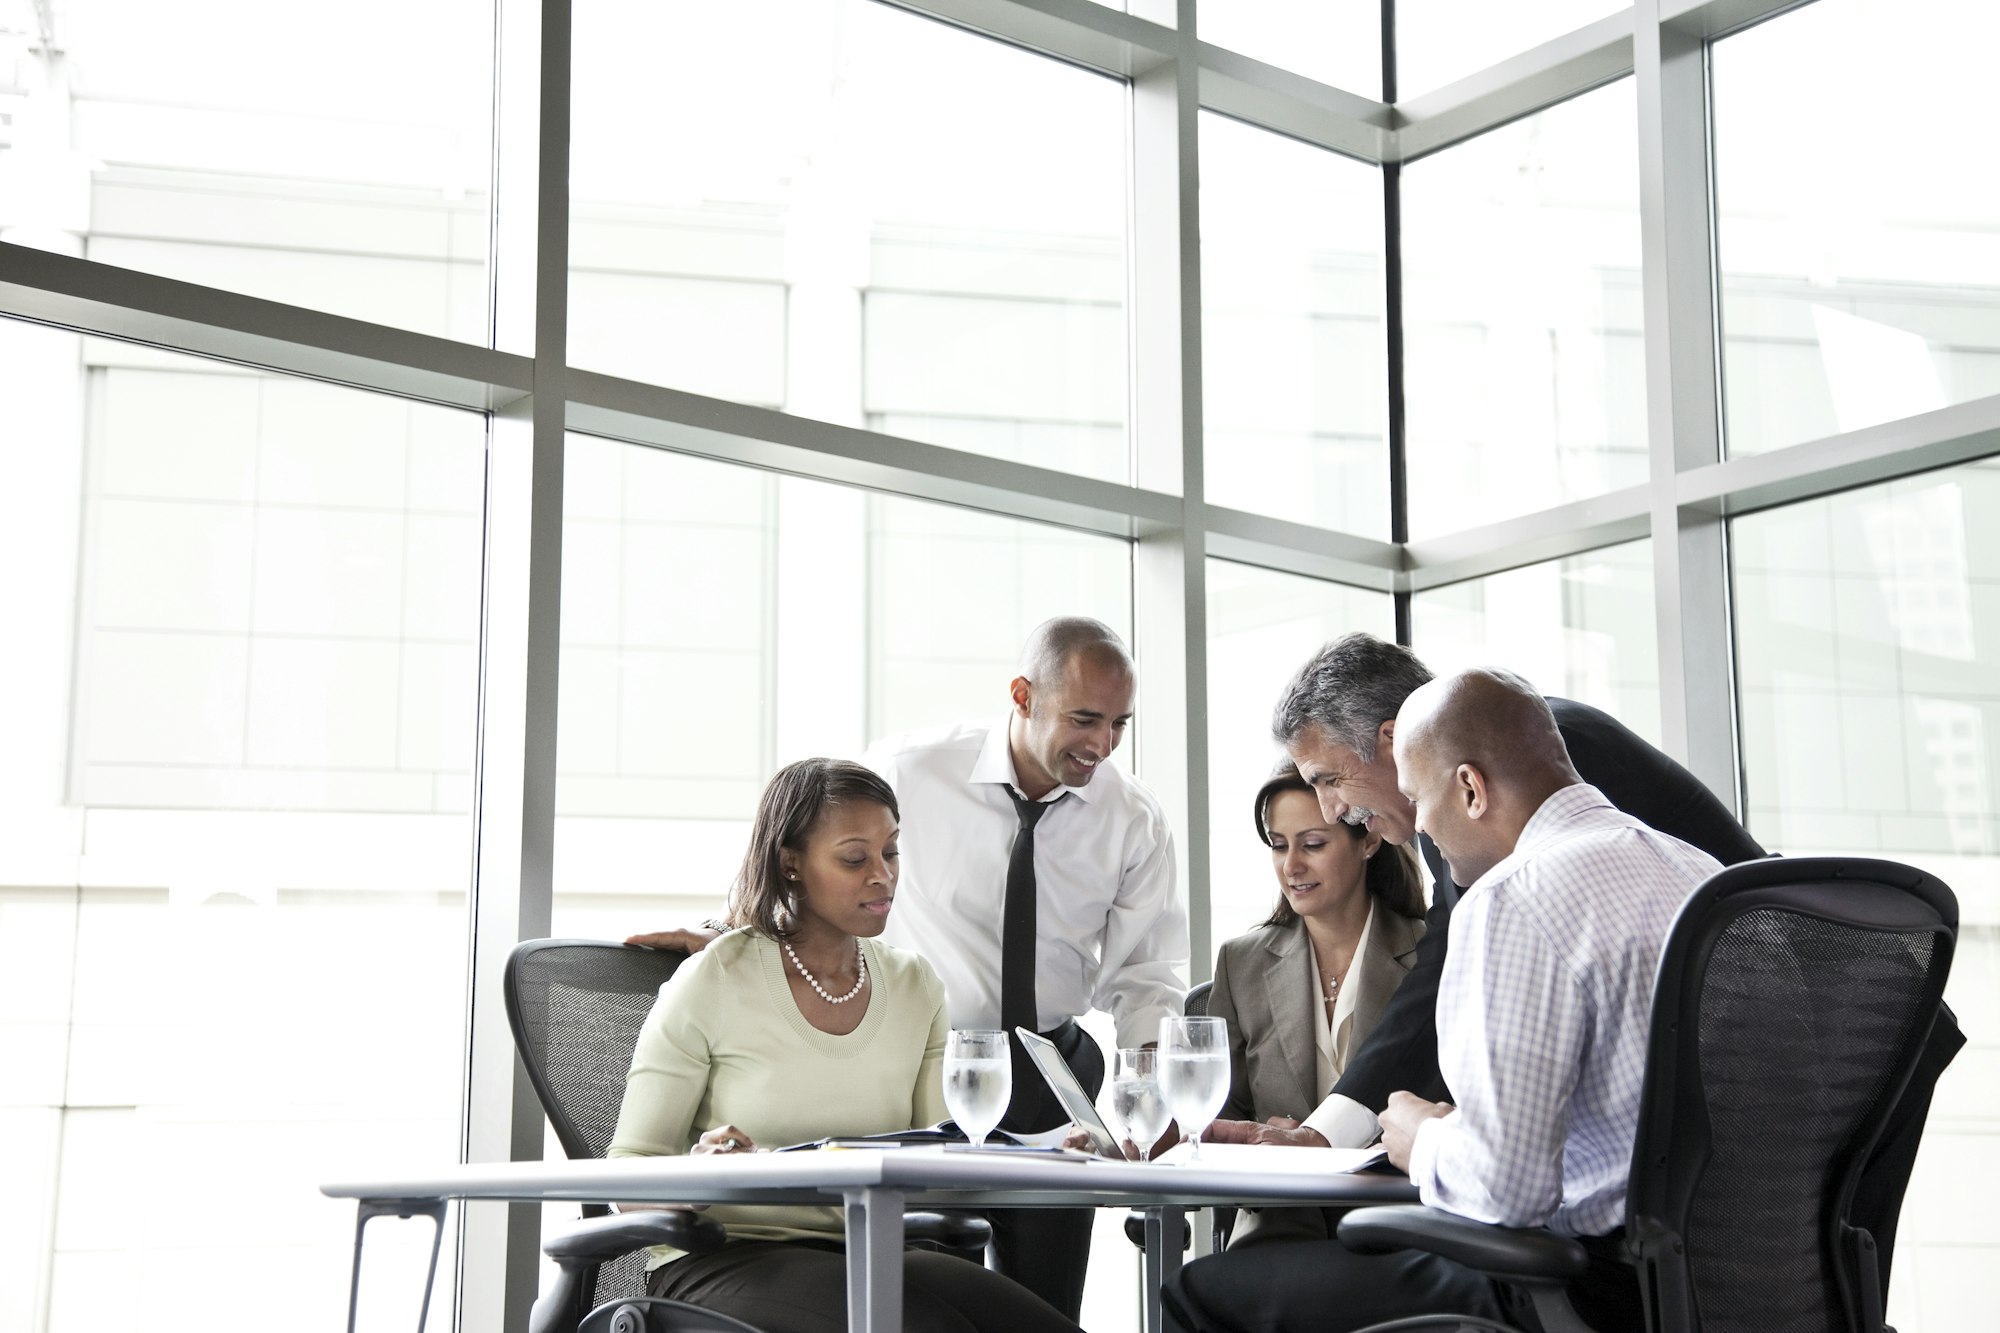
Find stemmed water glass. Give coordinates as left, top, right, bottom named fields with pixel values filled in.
left=942, top=1029, right=1012, bottom=1148
left=1106, top=1047, right=1171, bottom=1159
left=1158, top=1016, right=1229, bottom=1162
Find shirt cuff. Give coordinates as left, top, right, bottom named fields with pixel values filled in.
left=1301, top=1093, right=1382, bottom=1150
left=1406, top=1110, right=1452, bottom=1198
left=1115, top=1002, right=1178, bottom=1051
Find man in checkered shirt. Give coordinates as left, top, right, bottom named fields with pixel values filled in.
left=1168, top=668, right=1718, bottom=1331
left=1377, top=669, right=1718, bottom=1319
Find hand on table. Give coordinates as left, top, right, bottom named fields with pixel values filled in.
left=625, top=925, right=721, bottom=953
left=1200, top=1117, right=1330, bottom=1149
left=1377, top=1091, right=1453, bottom=1172
left=694, top=1124, right=757, bottom=1155
left=1061, top=1125, right=1177, bottom=1161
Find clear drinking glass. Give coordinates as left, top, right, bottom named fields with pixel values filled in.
left=1108, top=1047, right=1171, bottom=1159
left=1158, top=1016, right=1230, bottom=1161
left=943, top=1029, right=1012, bottom=1148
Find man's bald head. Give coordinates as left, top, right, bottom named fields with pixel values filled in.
left=1018, top=616, right=1132, bottom=690
left=1397, top=669, right=1578, bottom=791
left=1393, top=669, right=1580, bottom=884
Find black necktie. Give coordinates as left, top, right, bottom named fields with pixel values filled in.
left=1001, top=788, right=1055, bottom=1041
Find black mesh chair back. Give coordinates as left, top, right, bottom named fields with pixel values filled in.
left=1628, top=857, right=1956, bottom=1333
left=1184, top=979, right=1213, bottom=1018
left=506, top=940, right=689, bottom=1309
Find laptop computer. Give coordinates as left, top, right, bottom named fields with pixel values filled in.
left=1013, top=1026, right=1123, bottom=1158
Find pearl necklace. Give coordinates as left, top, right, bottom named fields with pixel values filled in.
left=783, top=937, right=868, bottom=1004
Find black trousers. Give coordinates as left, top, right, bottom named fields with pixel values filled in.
left=988, top=1019, right=1107, bottom=1323
left=649, top=1239, right=1079, bottom=1333
left=1164, top=1232, right=1643, bottom=1333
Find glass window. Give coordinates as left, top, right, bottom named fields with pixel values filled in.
left=569, top=0, right=1129, bottom=482
left=1400, top=79, right=1645, bottom=539
left=551, top=439, right=1133, bottom=932
left=1732, top=460, right=2000, bottom=1330
left=1201, top=113, right=1389, bottom=537
left=1714, top=0, right=2000, bottom=456
left=1396, top=0, right=1628, bottom=99
left=1411, top=540, right=1660, bottom=745
left=6, top=0, right=493, bottom=339
left=1205, top=560, right=1395, bottom=949
left=0, top=318, right=476, bottom=1328
left=1199, top=2, right=1381, bottom=100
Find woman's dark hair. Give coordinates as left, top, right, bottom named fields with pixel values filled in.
left=1252, top=758, right=1425, bottom=927
left=727, top=758, right=899, bottom=939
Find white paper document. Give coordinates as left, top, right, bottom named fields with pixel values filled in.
left=1153, top=1141, right=1388, bottom=1174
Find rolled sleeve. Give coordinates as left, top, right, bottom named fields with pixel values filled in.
left=1091, top=818, right=1189, bottom=1048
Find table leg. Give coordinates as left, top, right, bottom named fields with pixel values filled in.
left=1142, top=1204, right=1185, bottom=1333
left=842, top=1186, right=906, bottom=1333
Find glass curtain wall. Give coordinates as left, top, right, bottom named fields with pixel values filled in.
left=5, top=1, right=2000, bottom=1331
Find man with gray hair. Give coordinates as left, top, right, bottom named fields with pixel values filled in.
left=632, top=616, right=1187, bottom=1319
left=1170, top=668, right=1723, bottom=1330
left=1209, top=632, right=1764, bottom=1155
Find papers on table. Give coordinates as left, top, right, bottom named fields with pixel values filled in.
left=1152, top=1141, right=1388, bottom=1174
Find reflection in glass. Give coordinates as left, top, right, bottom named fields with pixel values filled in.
left=13, top=0, right=493, bottom=336
left=552, top=441, right=1131, bottom=929
left=1411, top=541, right=1659, bottom=745
left=1396, top=0, right=1627, bottom=99
left=1714, top=0, right=2000, bottom=455
left=569, top=0, right=1128, bottom=480
left=1199, top=1, right=1380, bottom=99
left=1205, top=560, right=1394, bottom=943
left=1400, top=80, right=1645, bottom=538
left=1733, top=462, right=2000, bottom=858
left=1200, top=113, right=1388, bottom=537
left=1, top=319, right=473, bottom=1326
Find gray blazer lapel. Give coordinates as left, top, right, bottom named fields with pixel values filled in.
left=1260, top=925, right=1319, bottom=1116
left=1346, top=909, right=1427, bottom=1051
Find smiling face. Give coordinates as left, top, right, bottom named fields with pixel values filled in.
left=1286, top=722, right=1418, bottom=847
left=1009, top=648, right=1136, bottom=798
left=779, top=799, right=901, bottom=941
left=1263, top=788, right=1378, bottom=924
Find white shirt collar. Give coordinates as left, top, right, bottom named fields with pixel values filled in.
left=967, top=711, right=1100, bottom=805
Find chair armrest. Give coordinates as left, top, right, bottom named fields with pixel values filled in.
left=904, top=1211, right=991, bottom=1251
left=1338, top=1205, right=1588, bottom=1282
left=543, top=1210, right=727, bottom=1263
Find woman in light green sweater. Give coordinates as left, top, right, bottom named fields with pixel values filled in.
left=609, top=758, right=1082, bottom=1333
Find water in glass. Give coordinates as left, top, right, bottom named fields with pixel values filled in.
left=943, top=1030, right=1012, bottom=1147
left=1158, top=1015, right=1229, bottom=1159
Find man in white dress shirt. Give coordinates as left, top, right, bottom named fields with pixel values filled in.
left=632, top=617, right=1187, bottom=1320
left=1165, top=669, right=1716, bottom=1332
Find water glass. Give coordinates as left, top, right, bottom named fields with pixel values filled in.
left=1158, top=1015, right=1229, bottom=1161
left=1107, top=1047, right=1170, bottom=1159
left=942, top=1029, right=1012, bottom=1148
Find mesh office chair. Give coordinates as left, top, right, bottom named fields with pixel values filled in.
left=1337, top=855, right=1958, bottom=1333
left=506, top=940, right=759, bottom=1333
left=506, top=939, right=989, bottom=1333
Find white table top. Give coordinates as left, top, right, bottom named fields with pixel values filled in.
left=321, top=1146, right=1419, bottom=1211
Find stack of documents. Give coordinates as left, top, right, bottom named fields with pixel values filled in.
left=1153, top=1142, right=1388, bottom=1173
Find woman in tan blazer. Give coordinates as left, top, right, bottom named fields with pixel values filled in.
left=1207, top=759, right=1428, bottom=1248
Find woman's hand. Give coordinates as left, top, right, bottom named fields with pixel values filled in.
left=693, top=1124, right=757, bottom=1155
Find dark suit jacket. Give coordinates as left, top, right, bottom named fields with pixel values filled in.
left=1330, top=694, right=1962, bottom=1281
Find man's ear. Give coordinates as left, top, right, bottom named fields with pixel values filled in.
left=1376, top=718, right=1396, bottom=756
left=1009, top=675, right=1034, bottom=718
left=1457, top=763, right=1491, bottom=820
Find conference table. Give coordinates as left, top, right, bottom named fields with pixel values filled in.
left=324, top=1146, right=1418, bottom=1333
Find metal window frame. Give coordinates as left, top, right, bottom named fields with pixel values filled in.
left=6, top=0, right=1999, bottom=1327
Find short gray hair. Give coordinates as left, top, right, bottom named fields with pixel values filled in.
left=1271, top=633, right=1434, bottom=761
left=1019, top=616, right=1131, bottom=688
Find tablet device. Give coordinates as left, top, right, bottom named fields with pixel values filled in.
left=1013, top=1027, right=1122, bottom=1158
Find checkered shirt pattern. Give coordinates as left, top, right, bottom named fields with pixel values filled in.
left=1407, top=784, right=1721, bottom=1237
